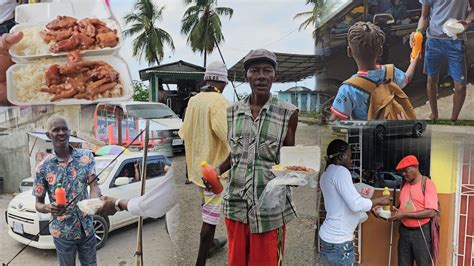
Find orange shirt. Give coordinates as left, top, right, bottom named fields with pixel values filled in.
left=399, top=177, right=439, bottom=228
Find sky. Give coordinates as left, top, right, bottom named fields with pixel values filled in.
left=109, top=0, right=316, bottom=101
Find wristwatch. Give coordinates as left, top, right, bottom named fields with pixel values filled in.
left=114, top=199, right=122, bottom=212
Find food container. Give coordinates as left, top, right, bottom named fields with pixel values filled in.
left=6, top=55, right=133, bottom=105
left=257, top=146, right=321, bottom=211
left=9, top=18, right=121, bottom=61
left=271, top=146, right=321, bottom=178
left=78, top=198, right=105, bottom=215
left=6, top=0, right=132, bottom=105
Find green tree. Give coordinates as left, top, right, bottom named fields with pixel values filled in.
left=132, top=80, right=149, bottom=102
left=123, top=0, right=175, bottom=66
left=181, top=0, right=233, bottom=66
left=294, top=0, right=331, bottom=42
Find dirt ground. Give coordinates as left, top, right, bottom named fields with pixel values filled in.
left=414, top=83, right=474, bottom=120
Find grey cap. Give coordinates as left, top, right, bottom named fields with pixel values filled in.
left=243, top=49, right=277, bottom=70
left=204, top=61, right=228, bottom=83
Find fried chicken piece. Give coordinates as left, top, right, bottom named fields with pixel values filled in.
left=59, top=60, right=105, bottom=75
left=86, top=64, right=119, bottom=82
left=96, top=31, right=118, bottom=48
left=77, top=18, right=97, bottom=37
left=76, top=33, right=96, bottom=49
left=40, top=28, right=73, bottom=43
left=46, top=16, right=77, bottom=30
left=96, top=25, right=114, bottom=34
left=45, top=64, right=62, bottom=86
left=50, top=34, right=81, bottom=53
left=51, top=88, right=78, bottom=101
left=67, top=50, right=81, bottom=64
left=95, top=82, right=117, bottom=94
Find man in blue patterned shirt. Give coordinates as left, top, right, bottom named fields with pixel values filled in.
left=34, top=115, right=101, bottom=266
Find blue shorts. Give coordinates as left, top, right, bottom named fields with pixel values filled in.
left=424, top=38, right=466, bottom=84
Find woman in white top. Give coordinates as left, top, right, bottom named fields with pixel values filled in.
left=319, top=139, right=391, bottom=265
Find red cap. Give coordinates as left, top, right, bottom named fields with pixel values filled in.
left=396, top=155, right=419, bottom=170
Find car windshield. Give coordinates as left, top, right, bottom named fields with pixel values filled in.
left=95, top=158, right=116, bottom=185
left=316, top=0, right=353, bottom=30
left=126, top=104, right=178, bottom=119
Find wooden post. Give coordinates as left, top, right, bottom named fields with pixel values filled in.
left=135, top=120, right=149, bottom=266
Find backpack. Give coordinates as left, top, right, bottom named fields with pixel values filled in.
left=343, top=64, right=417, bottom=120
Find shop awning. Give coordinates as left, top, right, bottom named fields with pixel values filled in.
left=228, top=52, right=322, bottom=83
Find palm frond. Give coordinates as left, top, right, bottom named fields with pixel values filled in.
left=214, top=7, right=233, bottom=19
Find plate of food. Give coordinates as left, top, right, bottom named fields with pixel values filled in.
left=10, top=16, right=121, bottom=61
left=6, top=52, right=132, bottom=105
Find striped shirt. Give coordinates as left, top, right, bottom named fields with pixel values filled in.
left=223, top=96, right=297, bottom=233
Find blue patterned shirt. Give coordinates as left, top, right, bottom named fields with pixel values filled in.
left=33, top=148, right=96, bottom=240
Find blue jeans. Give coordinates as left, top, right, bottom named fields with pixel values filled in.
left=53, top=233, right=97, bottom=266
left=424, top=38, right=466, bottom=84
left=319, top=238, right=354, bottom=266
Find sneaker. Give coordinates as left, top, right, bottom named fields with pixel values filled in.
left=185, top=179, right=192, bottom=184
left=207, top=238, right=227, bottom=258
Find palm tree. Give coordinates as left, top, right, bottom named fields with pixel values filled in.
left=294, top=0, right=330, bottom=43
left=123, top=0, right=175, bottom=66
left=181, top=0, right=233, bottom=66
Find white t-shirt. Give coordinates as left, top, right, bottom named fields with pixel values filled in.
left=319, top=164, right=373, bottom=244
left=0, top=0, right=16, bottom=24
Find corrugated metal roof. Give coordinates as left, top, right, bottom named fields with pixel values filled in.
left=139, top=60, right=206, bottom=81
left=229, top=52, right=321, bottom=83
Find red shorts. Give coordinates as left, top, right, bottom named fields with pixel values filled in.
left=225, top=218, right=286, bottom=266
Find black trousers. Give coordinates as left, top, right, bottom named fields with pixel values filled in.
left=0, top=18, right=15, bottom=36
left=398, top=223, right=432, bottom=266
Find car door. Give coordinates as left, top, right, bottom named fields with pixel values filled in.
left=106, top=158, right=143, bottom=229
left=143, top=156, right=171, bottom=195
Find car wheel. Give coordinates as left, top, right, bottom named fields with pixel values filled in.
left=93, top=216, right=109, bottom=250
left=412, top=123, right=423, bottom=138
left=375, top=125, right=385, bottom=141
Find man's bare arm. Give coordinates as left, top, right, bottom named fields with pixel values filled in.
left=417, top=5, right=430, bottom=33
left=283, top=111, right=298, bottom=146
left=35, top=196, right=51, bottom=214
left=464, top=0, right=474, bottom=25
left=217, top=153, right=231, bottom=176
left=36, top=196, right=65, bottom=216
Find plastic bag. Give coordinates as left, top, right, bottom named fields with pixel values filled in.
left=354, top=182, right=375, bottom=199
left=375, top=206, right=391, bottom=220
left=443, top=19, right=465, bottom=40
left=78, top=198, right=105, bottom=215
left=256, top=171, right=318, bottom=211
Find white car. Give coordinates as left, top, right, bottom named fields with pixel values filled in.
left=5, top=152, right=176, bottom=249
left=19, top=177, right=34, bottom=192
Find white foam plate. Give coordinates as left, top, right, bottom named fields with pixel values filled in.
left=15, top=0, right=111, bottom=24
left=280, top=146, right=321, bottom=172
left=6, top=55, right=132, bottom=106
left=9, top=18, right=121, bottom=62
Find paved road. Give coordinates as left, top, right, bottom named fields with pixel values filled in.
left=1, top=122, right=326, bottom=265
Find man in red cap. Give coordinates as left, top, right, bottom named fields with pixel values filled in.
left=389, top=155, right=439, bottom=266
